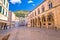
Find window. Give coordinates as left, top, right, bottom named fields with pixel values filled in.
left=0, top=6, right=2, bottom=12
left=42, top=16, right=46, bottom=22
left=3, top=9, right=4, bottom=14
left=48, top=23, right=51, bottom=25
left=4, top=0, right=5, bottom=4
left=43, top=17, right=46, bottom=22
left=35, top=11, right=36, bottom=16
left=6, top=12, right=7, bottom=16
left=38, top=8, right=40, bottom=14
left=42, top=6, right=45, bottom=12
left=43, top=23, right=45, bottom=25
left=49, top=2, right=53, bottom=9
left=47, top=14, right=53, bottom=21
left=6, top=4, right=8, bottom=8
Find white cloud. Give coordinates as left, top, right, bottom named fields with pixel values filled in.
left=32, top=4, right=35, bottom=6
left=28, top=0, right=33, bottom=3
left=10, top=0, right=22, bottom=4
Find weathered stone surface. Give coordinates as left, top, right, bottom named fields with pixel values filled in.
left=8, top=27, right=60, bottom=40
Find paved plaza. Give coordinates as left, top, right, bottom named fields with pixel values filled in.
left=7, top=27, right=60, bottom=40
left=0, top=27, right=60, bottom=40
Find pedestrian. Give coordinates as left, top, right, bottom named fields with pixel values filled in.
left=55, top=26, right=57, bottom=31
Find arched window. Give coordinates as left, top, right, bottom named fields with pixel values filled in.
left=48, top=15, right=52, bottom=21
left=42, top=16, right=46, bottom=22
left=47, top=14, right=54, bottom=22
left=42, top=6, right=45, bottom=12
left=35, top=11, right=36, bottom=16
left=38, top=8, right=40, bottom=14
left=48, top=1, right=53, bottom=9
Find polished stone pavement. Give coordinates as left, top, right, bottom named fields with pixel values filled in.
left=8, top=27, right=60, bottom=40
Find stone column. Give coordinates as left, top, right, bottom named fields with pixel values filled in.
left=31, top=20, right=32, bottom=27
left=34, top=19, right=35, bottom=27
left=46, top=15, right=48, bottom=29
left=32, top=19, right=34, bottom=27
left=37, top=17, right=39, bottom=27
left=39, top=17, right=41, bottom=28
left=35, top=18, right=37, bottom=27
left=40, top=17, right=43, bottom=28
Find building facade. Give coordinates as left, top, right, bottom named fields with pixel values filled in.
left=0, top=0, right=9, bottom=30
left=11, top=12, right=16, bottom=28
left=27, top=0, right=60, bottom=29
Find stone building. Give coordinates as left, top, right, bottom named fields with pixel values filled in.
left=0, top=0, right=9, bottom=30
left=27, top=0, right=60, bottom=29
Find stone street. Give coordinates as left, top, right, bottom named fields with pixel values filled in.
left=7, top=26, right=60, bottom=40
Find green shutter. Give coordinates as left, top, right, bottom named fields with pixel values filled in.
left=6, top=12, right=7, bottom=16
left=4, top=0, right=5, bottom=4
left=3, top=9, right=4, bottom=14
left=0, top=6, right=2, bottom=12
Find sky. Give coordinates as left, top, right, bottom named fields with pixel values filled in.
left=8, top=0, right=44, bottom=12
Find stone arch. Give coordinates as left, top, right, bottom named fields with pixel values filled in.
left=47, top=13, right=54, bottom=22
left=34, top=18, right=37, bottom=27
left=32, top=19, right=34, bottom=27
left=41, top=15, right=46, bottom=28
left=38, top=17, right=42, bottom=28
left=42, top=15, right=46, bottom=22
left=47, top=13, right=54, bottom=29
left=30, top=20, right=32, bottom=27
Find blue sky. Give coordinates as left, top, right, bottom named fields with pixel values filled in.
left=8, top=0, right=44, bottom=12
